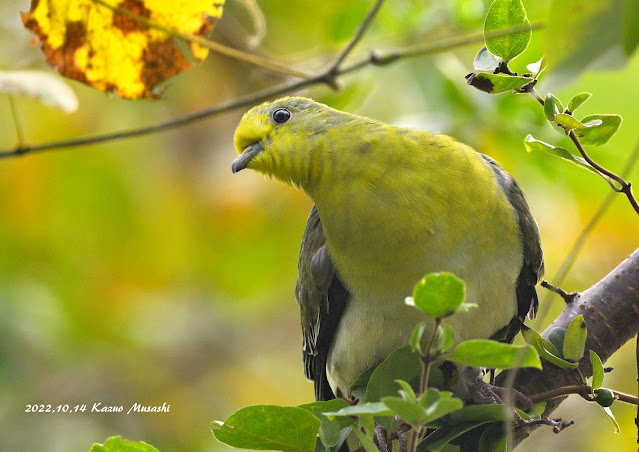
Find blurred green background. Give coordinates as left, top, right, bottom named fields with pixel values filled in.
left=1, top=0, right=638, bottom=450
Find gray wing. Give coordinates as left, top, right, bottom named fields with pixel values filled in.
left=481, top=155, right=544, bottom=329
left=296, top=206, right=350, bottom=401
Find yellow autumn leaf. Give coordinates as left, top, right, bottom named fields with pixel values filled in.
left=22, top=0, right=225, bottom=99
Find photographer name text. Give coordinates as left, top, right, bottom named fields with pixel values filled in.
left=25, top=402, right=170, bottom=414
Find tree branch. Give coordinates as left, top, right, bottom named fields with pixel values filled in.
left=497, top=248, right=639, bottom=447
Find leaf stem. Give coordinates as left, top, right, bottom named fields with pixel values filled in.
left=407, top=319, right=441, bottom=452
left=419, top=319, right=441, bottom=395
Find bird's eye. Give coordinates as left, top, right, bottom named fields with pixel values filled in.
left=272, top=108, right=291, bottom=124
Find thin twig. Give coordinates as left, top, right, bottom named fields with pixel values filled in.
left=91, top=0, right=314, bottom=80
left=567, top=130, right=626, bottom=188
left=540, top=281, right=578, bottom=303
left=568, top=129, right=639, bottom=215
left=516, top=417, right=574, bottom=433
left=537, top=140, right=639, bottom=323
left=529, top=385, right=639, bottom=406
left=329, top=0, right=386, bottom=72
left=8, top=96, right=24, bottom=148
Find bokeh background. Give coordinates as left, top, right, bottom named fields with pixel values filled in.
left=1, top=0, right=638, bottom=451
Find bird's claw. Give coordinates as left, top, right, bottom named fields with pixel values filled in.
left=469, top=379, right=533, bottom=411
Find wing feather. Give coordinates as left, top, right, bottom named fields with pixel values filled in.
left=481, top=155, right=544, bottom=338
left=296, top=206, right=350, bottom=401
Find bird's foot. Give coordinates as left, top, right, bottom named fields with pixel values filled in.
left=468, top=379, right=533, bottom=411
left=373, top=424, right=388, bottom=452
left=335, top=387, right=359, bottom=405
left=372, top=419, right=411, bottom=452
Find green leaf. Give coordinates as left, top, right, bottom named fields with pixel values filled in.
left=382, top=392, right=463, bottom=427
left=478, top=423, right=507, bottom=452
left=448, top=404, right=511, bottom=423
left=298, top=399, right=350, bottom=415
left=301, top=400, right=354, bottom=434
left=354, top=428, right=379, bottom=452
left=411, top=322, right=426, bottom=353
left=563, top=315, right=587, bottom=362
left=544, top=93, right=563, bottom=121
left=411, top=272, right=466, bottom=318
left=515, top=407, right=532, bottom=420
left=466, top=72, right=532, bottom=94
left=623, top=0, right=639, bottom=55
left=312, top=409, right=341, bottom=448
left=350, top=367, right=375, bottom=391
left=590, top=350, right=605, bottom=390
left=334, top=427, right=352, bottom=452
left=547, top=327, right=567, bottom=357
left=523, top=135, right=604, bottom=178
left=435, top=323, right=456, bottom=352
left=602, top=407, right=621, bottom=433
left=90, top=436, right=159, bottom=452
left=473, top=47, right=501, bottom=71
left=555, top=113, right=586, bottom=130
left=484, top=0, right=531, bottom=62
left=212, top=405, right=320, bottom=452
left=324, top=402, right=392, bottom=417
left=364, top=345, right=422, bottom=402
left=359, top=416, right=375, bottom=440
left=423, top=396, right=464, bottom=423
left=526, top=58, right=546, bottom=78
left=574, top=114, right=623, bottom=146
left=529, top=401, right=547, bottom=418
left=396, top=379, right=417, bottom=402
left=420, top=387, right=444, bottom=408
left=381, top=397, right=428, bottom=426
left=567, top=92, right=592, bottom=113
left=418, top=421, right=492, bottom=451
left=522, top=326, right=579, bottom=369
left=446, top=340, right=541, bottom=369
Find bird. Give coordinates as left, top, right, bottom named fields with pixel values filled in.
left=231, top=96, right=544, bottom=402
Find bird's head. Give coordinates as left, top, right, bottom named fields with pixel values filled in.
left=232, top=96, right=356, bottom=189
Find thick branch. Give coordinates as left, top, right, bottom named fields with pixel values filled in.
left=497, top=248, right=639, bottom=446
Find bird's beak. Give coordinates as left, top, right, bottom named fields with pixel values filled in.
left=232, top=142, right=264, bottom=174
